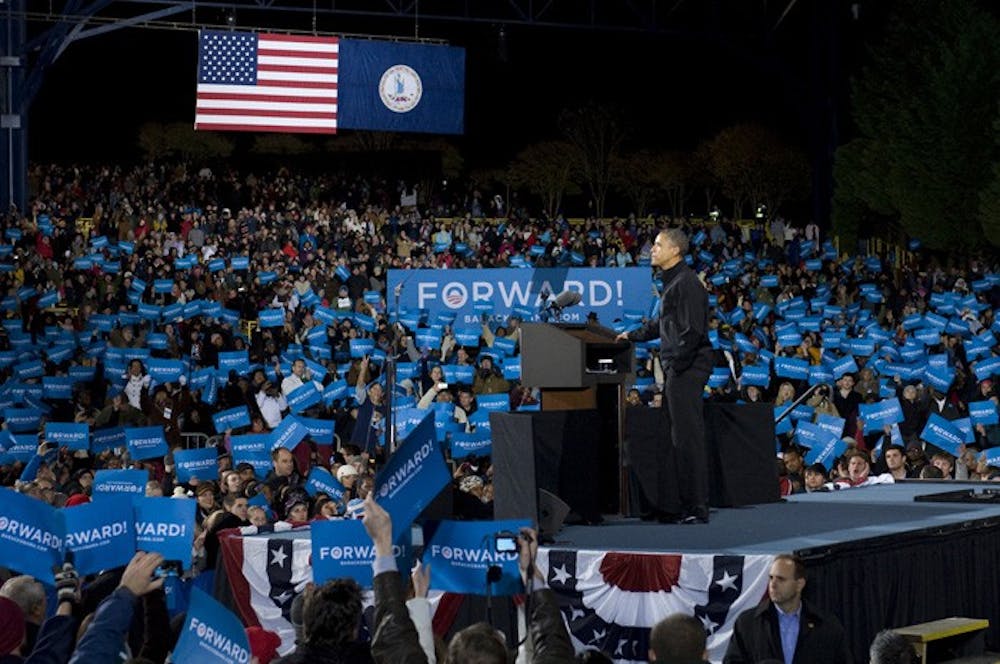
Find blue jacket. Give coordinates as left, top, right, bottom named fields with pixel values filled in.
left=68, top=588, right=137, bottom=664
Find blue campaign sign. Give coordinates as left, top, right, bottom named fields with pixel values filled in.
left=799, top=430, right=847, bottom=471
left=64, top=500, right=135, bottom=577
left=93, top=469, right=147, bottom=500
left=125, top=426, right=168, bottom=460
left=217, top=351, right=248, bottom=373
left=298, top=417, right=335, bottom=445
left=350, top=338, right=375, bottom=358
left=287, top=382, right=322, bottom=414
left=923, top=364, right=955, bottom=393
left=338, top=39, right=464, bottom=134
left=740, top=364, right=771, bottom=388
left=423, top=520, right=530, bottom=596
left=42, top=376, right=73, bottom=400
left=90, top=427, right=126, bottom=454
left=133, top=497, right=196, bottom=568
left=154, top=279, right=173, bottom=293
left=0, top=489, right=65, bottom=585
left=4, top=407, right=43, bottom=432
left=921, top=414, right=964, bottom=455
left=387, top=267, right=649, bottom=326
left=814, top=413, right=847, bottom=440
left=493, top=337, right=517, bottom=356
left=773, top=356, right=809, bottom=381
left=974, top=356, right=1000, bottom=382
left=477, top=394, right=510, bottom=413
left=233, top=448, right=271, bottom=480
left=212, top=406, right=251, bottom=434
left=258, top=308, right=285, bottom=328
left=831, top=355, right=859, bottom=379
left=44, top=422, right=89, bottom=451
left=450, top=429, right=492, bottom=458
left=229, top=434, right=270, bottom=455
left=304, top=467, right=346, bottom=501
left=174, top=448, right=219, bottom=483
left=271, top=415, right=308, bottom=451
left=953, top=417, right=975, bottom=444
left=147, top=358, right=185, bottom=384
left=312, top=520, right=412, bottom=588
left=858, top=398, right=904, bottom=429
left=173, top=588, right=251, bottom=664
left=969, top=400, right=999, bottom=426
left=323, top=379, right=349, bottom=405
left=375, top=411, right=451, bottom=541
left=230, top=256, right=249, bottom=270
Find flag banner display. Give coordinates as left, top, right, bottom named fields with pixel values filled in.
left=537, top=549, right=771, bottom=663
left=337, top=39, right=464, bottom=134
left=125, top=426, right=169, bottom=461
left=174, top=447, right=220, bottom=483
left=213, top=406, right=251, bottom=434
left=375, top=411, right=451, bottom=541
left=0, top=489, right=64, bottom=584
left=44, top=422, right=89, bottom=451
left=311, top=520, right=412, bottom=587
left=174, top=588, right=252, bottom=663
left=63, top=500, right=135, bottom=576
left=387, top=268, right=649, bottom=326
left=93, top=469, right=147, bottom=499
left=134, top=497, right=196, bottom=569
left=920, top=413, right=964, bottom=455
left=196, top=31, right=338, bottom=134
left=422, top=519, right=529, bottom=596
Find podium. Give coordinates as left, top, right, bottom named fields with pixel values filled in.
left=498, top=323, right=635, bottom=517
left=521, top=323, right=634, bottom=410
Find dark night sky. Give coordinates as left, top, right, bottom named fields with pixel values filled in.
left=26, top=3, right=878, bottom=170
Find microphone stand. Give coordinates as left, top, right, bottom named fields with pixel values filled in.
left=775, top=383, right=822, bottom=424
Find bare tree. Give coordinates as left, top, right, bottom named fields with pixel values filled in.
left=507, top=141, right=581, bottom=218
left=558, top=103, right=628, bottom=218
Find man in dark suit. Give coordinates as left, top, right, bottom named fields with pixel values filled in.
left=724, top=554, right=852, bottom=664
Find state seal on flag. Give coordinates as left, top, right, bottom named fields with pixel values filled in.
left=379, top=65, right=423, bottom=113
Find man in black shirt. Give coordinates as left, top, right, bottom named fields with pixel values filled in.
left=618, top=228, right=714, bottom=523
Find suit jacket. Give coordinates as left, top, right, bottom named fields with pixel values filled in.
left=723, top=599, right=852, bottom=664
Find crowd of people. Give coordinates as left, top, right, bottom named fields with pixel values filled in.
left=1, top=160, right=999, bottom=662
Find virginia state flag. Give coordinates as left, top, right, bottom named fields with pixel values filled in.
left=338, top=39, right=464, bottom=134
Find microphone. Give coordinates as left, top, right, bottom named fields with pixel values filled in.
left=551, top=290, right=582, bottom=310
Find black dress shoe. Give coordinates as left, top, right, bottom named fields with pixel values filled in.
left=656, top=511, right=683, bottom=524
left=677, top=514, right=709, bottom=525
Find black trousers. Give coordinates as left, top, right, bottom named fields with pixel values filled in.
left=664, top=355, right=712, bottom=513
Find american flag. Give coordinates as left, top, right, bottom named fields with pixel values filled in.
left=195, top=30, right=338, bottom=134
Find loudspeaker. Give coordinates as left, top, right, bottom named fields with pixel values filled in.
left=538, top=489, right=571, bottom=540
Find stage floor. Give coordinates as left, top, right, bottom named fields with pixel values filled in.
left=552, top=481, right=1000, bottom=555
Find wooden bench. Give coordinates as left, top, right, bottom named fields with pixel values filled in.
left=893, top=617, right=991, bottom=663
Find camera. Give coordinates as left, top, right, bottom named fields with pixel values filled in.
left=494, top=531, right=519, bottom=553
left=437, top=382, right=449, bottom=391
left=154, top=562, right=180, bottom=578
